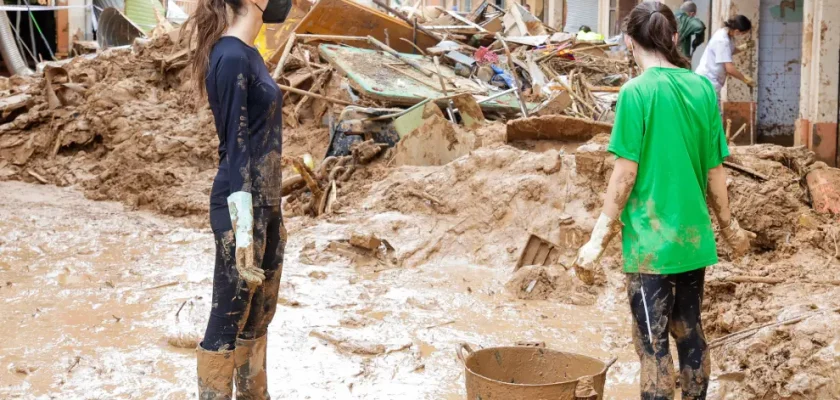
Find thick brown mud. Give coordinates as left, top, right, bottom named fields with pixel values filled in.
left=0, top=181, right=640, bottom=398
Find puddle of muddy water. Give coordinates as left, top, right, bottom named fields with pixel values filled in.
left=0, top=182, right=641, bottom=399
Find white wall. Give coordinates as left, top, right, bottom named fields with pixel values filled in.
left=756, top=0, right=803, bottom=138
left=68, top=0, right=91, bottom=41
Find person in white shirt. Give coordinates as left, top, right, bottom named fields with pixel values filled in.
left=695, top=15, right=754, bottom=108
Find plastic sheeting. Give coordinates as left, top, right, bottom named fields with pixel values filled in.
left=97, top=7, right=145, bottom=48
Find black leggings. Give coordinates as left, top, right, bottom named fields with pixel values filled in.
left=627, top=268, right=709, bottom=400
left=201, top=205, right=286, bottom=351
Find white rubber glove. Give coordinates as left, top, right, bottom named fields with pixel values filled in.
left=573, top=213, right=623, bottom=285
left=228, top=191, right=264, bottom=285
left=720, top=217, right=756, bottom=259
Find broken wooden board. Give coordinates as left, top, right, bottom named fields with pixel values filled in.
left=480, top=15, right=503, bottom=33
left=0, top=93, right=32, bottom=118
left=293, top=0, right=437, bottom=54
left=393, top=102, right=476, bottom=166
left=723, top=101, right=756, bottom=146
left=319, top=44, right=530, bottom=115
left=450, top=93, right=485, bottom=129
left=515, top=234, right=563, bottom=272
left=503, top=3, right=546, bottom=37
left=532, top=91, right=572, bottom=116
left=506, top=115, right=613, bottom=142
left=505, top=35, right=549, bottom=47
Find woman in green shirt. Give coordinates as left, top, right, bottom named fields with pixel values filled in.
left=571, top=2, right=755, bottom=399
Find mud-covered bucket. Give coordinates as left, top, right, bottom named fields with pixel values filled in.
left=457, top=343, right=616, bottom=400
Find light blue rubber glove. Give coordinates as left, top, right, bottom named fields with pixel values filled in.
left=228, top=191, right=264, bottom=285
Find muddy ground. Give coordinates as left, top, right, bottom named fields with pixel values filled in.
left=1, top=35, right=840, bottom=399
left=0, top=181, right=641, bottom=398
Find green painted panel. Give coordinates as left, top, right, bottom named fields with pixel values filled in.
left=319, top=44, right=530, bottom=114
left=125, top=0, right=165, bottom=33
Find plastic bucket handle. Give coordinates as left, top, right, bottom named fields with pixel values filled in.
left=456, top=343, right=474, bottom=366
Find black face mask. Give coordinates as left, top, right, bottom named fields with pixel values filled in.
left=255, top=0, right=292, bottom=23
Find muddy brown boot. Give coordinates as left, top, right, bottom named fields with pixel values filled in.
left=196, top=346, right=235, bottom=400
left=234, top=335, right=270, bottom=399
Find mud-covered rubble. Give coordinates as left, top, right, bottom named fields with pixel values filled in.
left=0, top=4, right=838, bottom=398
left=346, top=136, right=840, bottom=398
left=0, top=35, right=219, bottom=225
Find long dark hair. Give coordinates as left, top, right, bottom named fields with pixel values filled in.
left=181, top=0, right=245, bottom=96
left=724, top=15, right=752, bottom=32
left=623, top=1, right=690, bottom=69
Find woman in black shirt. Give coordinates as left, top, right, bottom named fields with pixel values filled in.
left=181, top=0, right=291, bottom=397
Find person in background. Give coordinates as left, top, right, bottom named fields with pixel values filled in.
left=571, top=2, right=755, bottom=399
left=695, top=14, right=755, bottom=110
left=675, top=1, right=706, bottom=58
left=523, top=3, right=531, bottom=12
left=181, top=0, right=291, bottom=396
left=577, top=25, right=605, bottom=42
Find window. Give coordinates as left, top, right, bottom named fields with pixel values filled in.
left=608, top=0, right=617, bottom=36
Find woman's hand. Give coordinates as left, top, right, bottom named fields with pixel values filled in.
left=721, top=218, right=756, bottom=258
left=573, top=158, right=637, bottom=285
left=228, top=191, right=265, bottom=285
left=573, top=213, right=622, bottom=285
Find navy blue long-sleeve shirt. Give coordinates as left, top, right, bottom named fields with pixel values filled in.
left=207, top=37, right=283, bottom=233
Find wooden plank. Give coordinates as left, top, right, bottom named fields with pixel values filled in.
left=435, top=7, right=488, bottom=32
left=506, top=115, right=613, bottom=142
left=367, top=36, right=433, bottom=77
left=293, top=0, right=438, bottom=54
left=272, top=33, right=297, bottom=79
left=371, top=0, right=440, bottom=40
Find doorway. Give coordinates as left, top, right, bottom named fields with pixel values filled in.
left=756, top=0, right=803, bottom=146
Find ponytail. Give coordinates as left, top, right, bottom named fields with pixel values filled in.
left=724, top=15, right=752, bottom=32
left=181, top=0, right=243, bottom=96
left=622, top=1, right=691, bottom=69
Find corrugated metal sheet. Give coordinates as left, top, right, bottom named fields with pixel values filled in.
left=564, top=0, right=599, bottom=33
left=125, top=0, right=166, bottom=33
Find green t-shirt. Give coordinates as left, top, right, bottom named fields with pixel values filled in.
left=607, top=67, right=729, bottom=274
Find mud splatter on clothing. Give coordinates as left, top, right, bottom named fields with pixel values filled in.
left=207, top=36, right=284, bottom=235
left=202, top=206, right=286, bottom=351
left=627, top=269, right=709, bottom=400
left=608, top=67, right=728, bottom=274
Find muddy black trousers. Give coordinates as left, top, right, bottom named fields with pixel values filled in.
left=201, top=205, right=286, bottom=352
left=627, top=268, right=709, bottom=400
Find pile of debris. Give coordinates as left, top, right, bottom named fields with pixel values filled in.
left=0, top=34, right=217, bottom=224
left=0, top=0, right=629, bottom=224
left=271, top=0, right=629, bottom=125
left=1, top=1, right=839, bottom=398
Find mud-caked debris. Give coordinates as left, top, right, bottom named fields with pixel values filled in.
left=349, top=232, right=382, bottom=251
